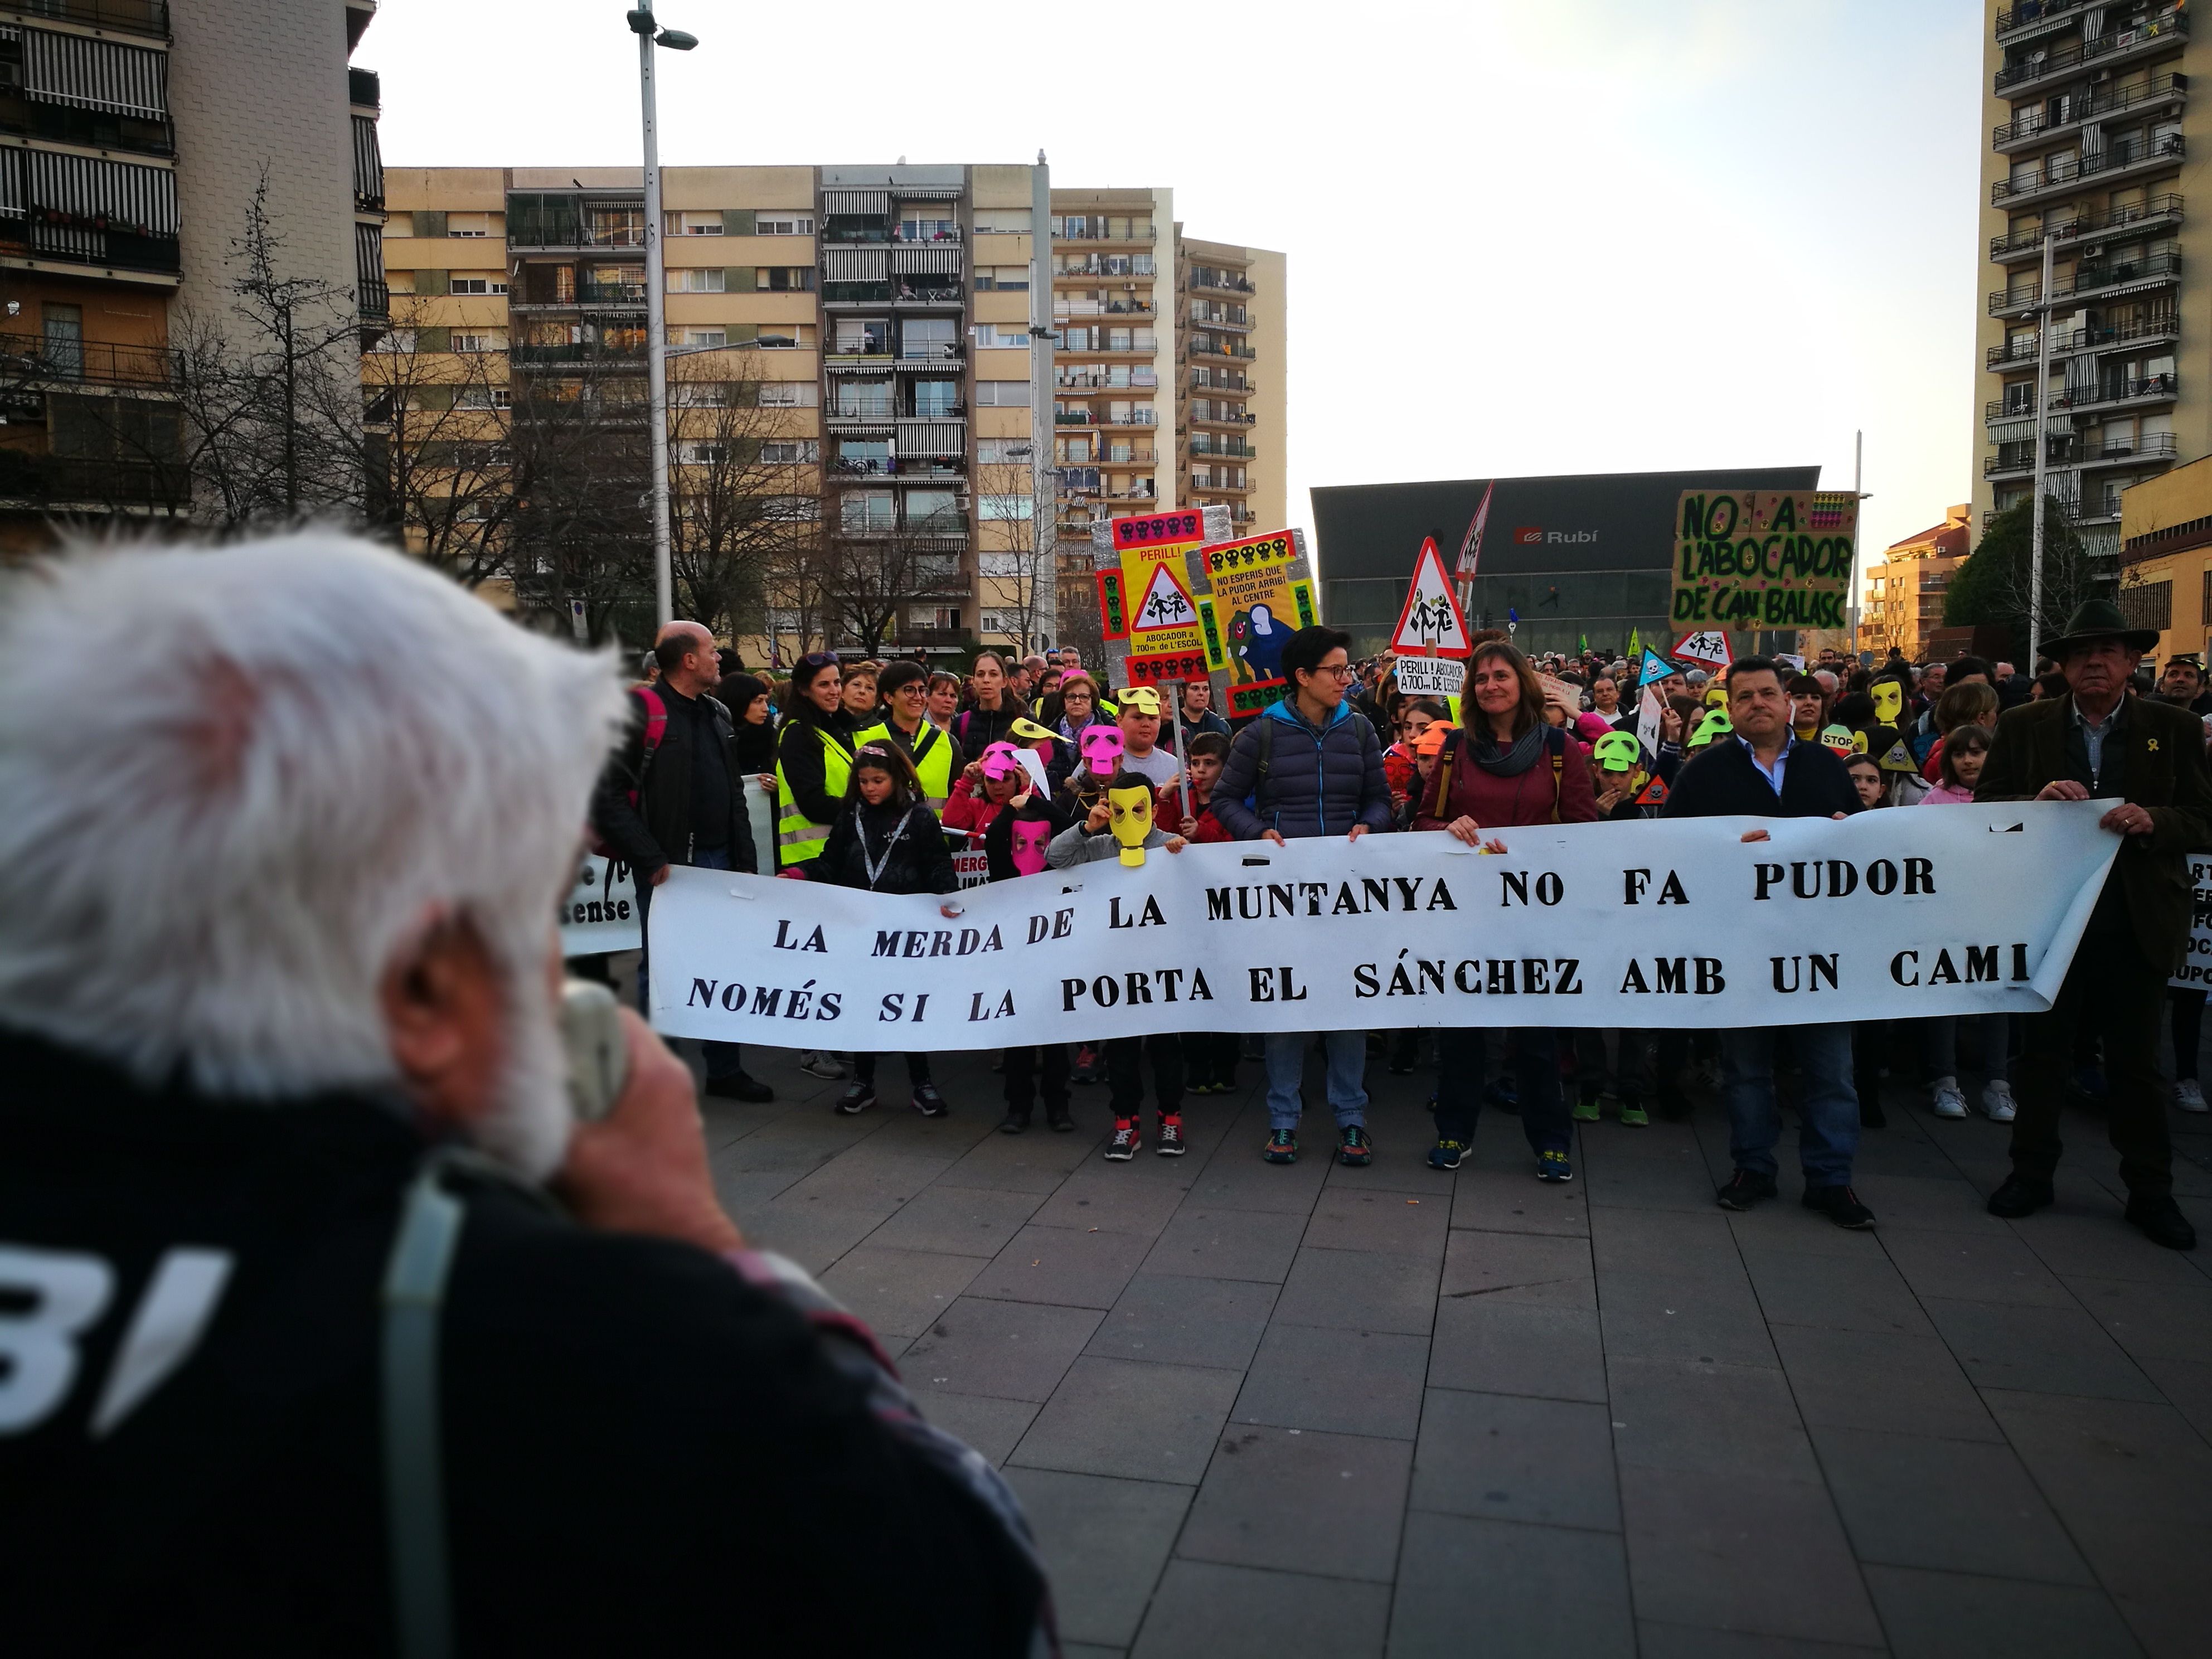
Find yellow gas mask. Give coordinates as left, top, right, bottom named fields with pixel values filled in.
left=1871, top=680, right=1903, bottom=725
left=1107, top=783, right=1154, bottom=866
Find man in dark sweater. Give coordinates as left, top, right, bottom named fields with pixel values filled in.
left=1663, top=656, right=1871, bottom=1229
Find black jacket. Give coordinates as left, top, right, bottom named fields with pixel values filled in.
left=590, top=683, right=755, bottom=880
left=816, top=802, right=961, bottom=895
left=777, top=704, right=856, bottom=828
left=0, top=1032, right=1050, bottom=1658
left=955, top=696, right=1029, bottom=763
left=1661, top=735, right=1861, bottom=821
left=983, top=801, right=1076, bottom=882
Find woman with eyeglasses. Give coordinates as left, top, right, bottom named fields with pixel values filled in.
left=773, top=652, right=858, bottom=872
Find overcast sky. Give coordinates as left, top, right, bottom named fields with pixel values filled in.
left=368, top=0, right=1982, bottom=571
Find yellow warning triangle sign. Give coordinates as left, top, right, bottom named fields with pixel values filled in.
left=1391, top=537, right=1472, bottom=656
left=1130, top=560, right=1197, bottom=634
left=1878, top=738, right=1917, bottom=773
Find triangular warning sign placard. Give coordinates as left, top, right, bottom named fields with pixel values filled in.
left=1878, top=739, right=1917, bottom=773
left=1633, top=774, right=1669, bottom=807
left=1391, top=537, right=1472, bottom=656
left=1672, top=629, right=1733, bottom=671
left=1130, top=561, right=1198, bottom=634
left=1636, top=647, right=1677, bottom=688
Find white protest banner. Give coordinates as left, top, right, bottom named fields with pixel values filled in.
left=1393, top=656, right=1465, bottom=699
left=648, top=802, right=2118, bottom=1050
left=2171, top=852, right=2212, bottom=991
left=561, top=856, right=641, bottom=955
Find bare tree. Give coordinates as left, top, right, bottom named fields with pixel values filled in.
left=974, top=443, right=1055, bottom=652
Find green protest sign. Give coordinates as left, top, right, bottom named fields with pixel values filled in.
left=1671, top=491, right=1857, bottom=631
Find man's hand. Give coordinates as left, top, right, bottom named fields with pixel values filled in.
left=1741, top=828, right=1772, bottom=843
left=1347, top=824, right=1369, bottom=843
left=1262, top=828, right=1287, bottom=847
left=1446, top=814, right=1485, bottom=847
left=2038, top=780, right=2092, bottom=802
left=557, top=1010, right=743, bottom=1255
left=648, top=864, right=672, bottom=887
left=2101, top=802, right=2157, bottom=836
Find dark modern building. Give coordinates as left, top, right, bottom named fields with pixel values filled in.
left=1311, top=465, right=1823, bottom=658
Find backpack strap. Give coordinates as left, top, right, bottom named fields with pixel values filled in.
left=380, top=1157, right=467, bottom=1659
left=1429, top=728, right=1461, bottom=821
left=1256, top=714, right=1274, bottom=781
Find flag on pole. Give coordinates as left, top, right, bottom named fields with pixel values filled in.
left=1454, top=481, right=1492, bottom=578
left=1579, top=633, right=1588, bottom=653
left=1507, top=607, right=1520, bottom=624
left=1628, top=627, right=1641, bottom=656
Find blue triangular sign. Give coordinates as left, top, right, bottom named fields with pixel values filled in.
left=1636, top=648, right=1676, bottom=688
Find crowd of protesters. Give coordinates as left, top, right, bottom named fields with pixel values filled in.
left=594, top=615, right=2212, bottom=1254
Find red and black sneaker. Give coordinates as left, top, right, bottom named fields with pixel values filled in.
left=1156, top=1114, right=1186, bottom=1156
left=1104, top=1118, right=1140, bottom=1161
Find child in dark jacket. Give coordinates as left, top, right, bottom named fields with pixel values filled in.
left=813, top=743, right=960, bottom=1117
left=984, top=791, right=1076, bottom=1133
left=1166, top=731, right=1239, bottom=1094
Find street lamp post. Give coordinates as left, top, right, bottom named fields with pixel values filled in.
left=2027, top=230, right=2056, bottom=668
left=626, top=3, right=697, bottom=630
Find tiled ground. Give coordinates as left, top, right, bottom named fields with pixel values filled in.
left=692, top=1028, right=2212, bottom=1658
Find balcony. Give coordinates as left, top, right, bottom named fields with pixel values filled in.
left=1188, top=309, right=1251, bottom=332
left=2082, top=431, right=2179, bottom=467
left=1054, top=300, right=1156, bottom=319
left=1055, top=370, right=1157, bottom=390
left=0, top=330, right=171, bottom=389
left=822, top=282, right=893, bottom=308
left=1054, top=258, right=1156, bottom=280
left=1996, top=0, right=2083, bottom=45
left=1054, top=409, right=1097, bottom=426
left=0, top=451, right=187, bottom=511
left=2050, top=372, right=2178, bottom=415
left=1985, top=431, right=2181, bottom=477
left=1986, top=309, right=2180, bottom=367
left=1190, top=439, right=1257, bottom=460
left=1053, top=225, right=1157, bottom=244
left=895, top=344, right=965, bottom=368
left=826, top=402, right=896, bottom=432
left=14, top=0, right=169, bottom=37
left=1098, top=411, right=1158, bottom=429
left=1190, top=408, right=1256, bottom=428
left=359, top=278, right=389, bottom=322
left=8, top=220, right=181, bottom=279
left=1990, top=192, right=2182, bottom=263
left=822, top=220, right=891, bottom=245
left=1189, top=371, right=1253, bottom=393
left=1189, top=340, right=1257, bottom=362
left=1987, top=250, right=2183, bottom=316
left=1991, top=133, right=2185, bottom=208
left=1991, top=70, right=2184, bottom=154
left=350, top=67, right=381, bottom=109
left=891, top=285, right=965, bottom=309
left=505, top=214, right=646, bottom=253
left=1189, top=479, right=1251, bottom=496
left=1189, top=273, right=1254, bottom=296
left=1995, top=9, right=2188, bottom=96
left=893, top=225, right=962, bottom=245
left=508, top=342, right=646, bottom=366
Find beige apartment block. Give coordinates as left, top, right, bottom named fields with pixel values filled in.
left=380, top=161, right=1052, bottom=660
left=1178, top=234, right=1284, bottom=535
left=0, top=0, right=379, bottom=551
left=2116, top=451, right=2212, bottom=661
left=1975, top=0, right=2199, bottom=571
left=1860, top=505, right=1971, bottom=660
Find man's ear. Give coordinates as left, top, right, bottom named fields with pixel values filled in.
left=379, top=909, right=505, bottom=1123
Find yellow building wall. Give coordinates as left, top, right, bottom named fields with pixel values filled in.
left=1246, top=246, right=1287, bottom=532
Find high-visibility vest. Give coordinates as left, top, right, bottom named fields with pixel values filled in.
left=852, top=719, right=954, bottom=817
left=775, top=725, right=855, bottom=865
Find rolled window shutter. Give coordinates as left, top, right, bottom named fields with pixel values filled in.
left=414, top=269, right=448, bottom=297
left=411, top=210, right=446, bottom=239
left=415, top=385, right=455, bottom=411
left=730, top=323, right=759, bottom=342
left=725, top=267, right=755, bottom=292
left=415, top=326, right=450, bottom=352
left=722, top=209, right=754, bottom=236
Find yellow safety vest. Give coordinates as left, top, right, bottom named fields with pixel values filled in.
left=852, top=719, right=953, bottom=817
left=775, top=725, right=855, bottom=865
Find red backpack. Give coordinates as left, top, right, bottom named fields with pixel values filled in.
left=588, top=685, right=668, bottom=856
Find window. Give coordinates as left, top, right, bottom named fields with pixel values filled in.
left=974, top=265, right=1029, bottom=292
left=982, top=494, right=1035, bottom=521
left=906, top=490, right=961, bottom=532
left=668, top=267, right=726, bottom=292
left=838, top=440, right=891, bottom=470
left=758, top=381, right=818, bottom=406
left=1051, top=215, right=1088, bottom=238
left=975, top=381, right=1031, bottom=407
left=673, top=381, right=730, bottom=408
left=762, top=495, right=818, bottom=520
left=978, top=438, right=1032, bottom=464
left=448, top=275, right=508, bottom=295
left=664, top=211, right=724, bottom=235
left=681, top=442, right=730, bottom=465
left=899, top=216, right=957, bottom=242
left=2119, top=578, right=2173, bottom=632
left=759, top=440, right=818, bottom=464
left=911, top=380, right=961, bottom=418
left=842, top=490, right=895, bottom=533
left=973, top=208, right=1032, bottom=234
left=454, top=386, right=511, bottom=410
left=446, top=212, right=493, bottom=238
left=673, top=327, right=727, bottom=348
left=756, top=214, right=813, bottom=236
left=761, top=266, right=814, bottom=292
left=449, top=331, right=505, bottom=353
left=973, top=323, right=1031, bottom=349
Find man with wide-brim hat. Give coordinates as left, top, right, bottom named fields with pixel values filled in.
left=1978, top=599, right=2212, bottom=1249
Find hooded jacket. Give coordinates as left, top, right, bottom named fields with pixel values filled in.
left=1209, top=696, right=1393, bottom=842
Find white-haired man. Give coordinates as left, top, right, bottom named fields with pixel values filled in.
left=0, top=536, right=1051, bottom=1653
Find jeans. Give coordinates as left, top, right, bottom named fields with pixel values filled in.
left=1436, top=1027, right=1568, bottom=1154
left=637, top=846, right=748, bottom=1083
left=1924, top=1013, right=2011, bottom=1084
left=1263, top=1031, right=1369, bottom=1130
left=1722, top=1022, right=1859, bottom=1186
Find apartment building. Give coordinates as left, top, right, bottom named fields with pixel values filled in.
left=1860, top=505, right=1972, bottom=660
left=0, top=0, right=381, bottom=550
left=1045, top=190, right=1286, bottom=638
left=381, top=161, right=1052, bottom=658
left=1976, top=0, right=2196, bottom=573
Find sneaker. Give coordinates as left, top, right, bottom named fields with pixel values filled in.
left=704, top=1072, right=774, bottom=1103
left=998, top=1108, right=1031, bottom=1136
left=1572, top=1092, right=1602, bottom=1123
left=1619, top=1098, right=1650, bottom=1128
left=1427, top=1138, right=1465, bottom=1171
left=2177, top=1079, right=2209, bottom=1114
left=2124, top=1193, right=2198, bottom=1250
left=834, top=1083, right=876, bottom=1116
left=1072, top=1045, right=1102, bottom=1084
left=1156, top=1114, right=1186, bottom=1156
left=1980, top=1080, right=2017, bottom=1123
left=910, top=1083, right=950, bottom=1118
left=1929, top=1077, right=1968, bottom=1119
left=1986, top=1173, right=2053, bottom=1218
left=1337, top=1125, right=1373, bottom=1167
left=1536, top=1148, right=1574, bottom=1183
left=1803, top=1183, right=1876, bottom=1229
left=798, top=1051, right=847, bottom=1081
left=1105, top=1118, right=1139, bottom=1160
left=1216, top=1071, right=1240, bottom=1095
left=1716, top=1168, right=1778, bottom=1210
left=1045, top=1099, right=1074, bottom=1133
left=1263, top=1128, right=1298, bottom=1165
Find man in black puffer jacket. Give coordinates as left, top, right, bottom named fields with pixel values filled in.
left=1210, top=626, right=1394, bottom=1170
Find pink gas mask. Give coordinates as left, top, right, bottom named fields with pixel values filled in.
left=981, top=741, right=1022, bottom=782
left=1080, top=726, right=1124, bottom=777
left=1008, top=817, right=1052, bottom=876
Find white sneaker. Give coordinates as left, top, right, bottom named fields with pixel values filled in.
left=2177, top=1079, right=2209, bottom=1114
left=1980, top=1080, right=2017, bottom=1123
left=799, top=1051, right=849, bottom=1081
left=1930, top=1078, right=1968, bottom=1119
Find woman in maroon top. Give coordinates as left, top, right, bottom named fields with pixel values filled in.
left=1411, top=641, right=1599, bottom=1181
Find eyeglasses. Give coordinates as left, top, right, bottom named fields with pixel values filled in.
left=1313, top=663, right=1356, bottom=681
left=798, top=652, right=840, bottom=670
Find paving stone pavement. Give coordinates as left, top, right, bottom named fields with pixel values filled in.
left=689, top=1032, right=2212, bottom=1658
